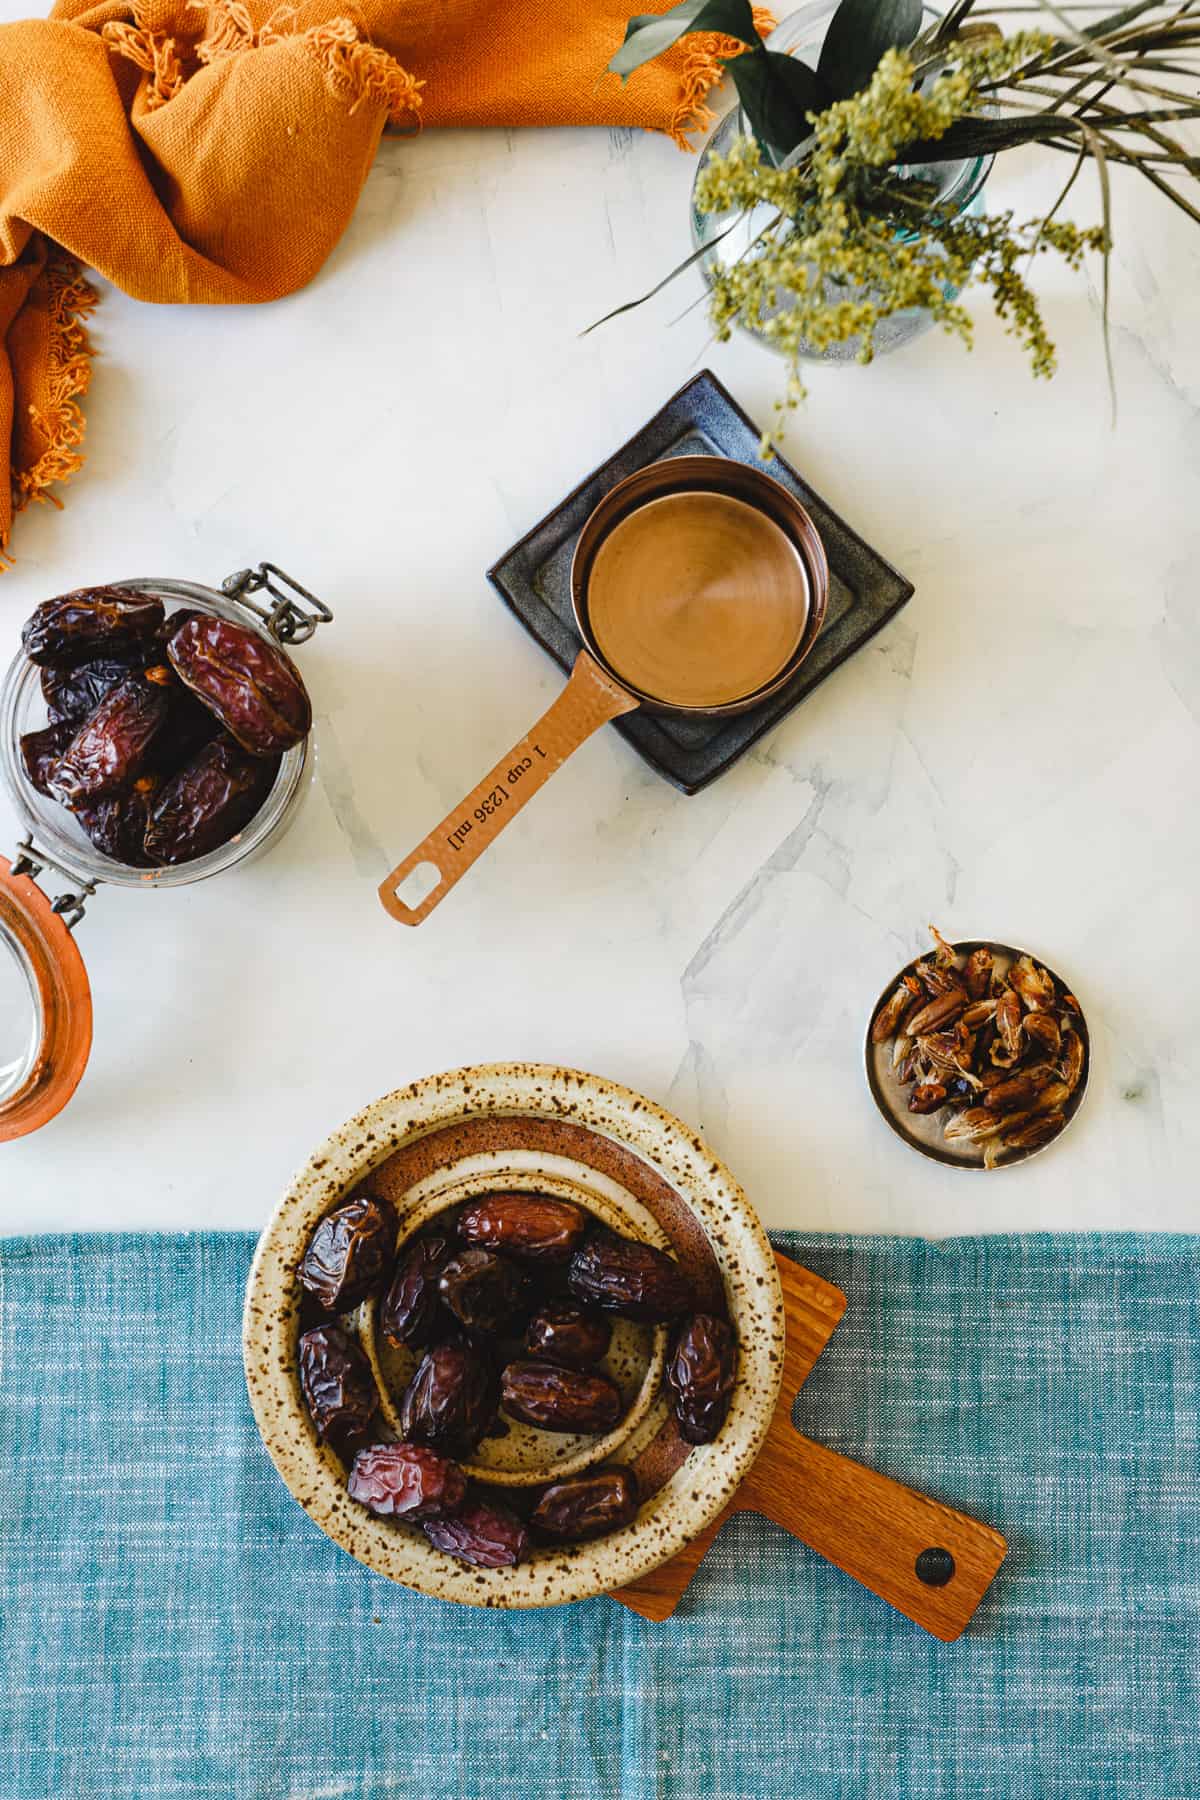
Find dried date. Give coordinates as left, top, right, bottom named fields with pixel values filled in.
left=19, top=722, right=72, bottom=795
left=567, top=1233, right=694, bottom=1323
left=146, top=671, right=220, bottom=774
left=457, top=1193, right=587, bottom=1263
left=167, top=614, right=311, bottom=755
left=48, top=674, right=169, bottom=805
left=381, top=1236, right=451, bottom=1349
left=666, top=1314, right=736, bottom=1445
left=298, top=1324, right=378, bottom=1442
left=423, top=1495, right=528, bottom=1568
left=347, top=1442, right=466, bottom=1520
left=530, top=1467, right=639, bottom=1541
left=41, top=654, right=144, bottom=726
left=500, top=1360, right=624, bottom=1434
left=298, top=1192, right=396, bottom=1312
left=438, top=1250, right=529, bottom=1337
left=142, top=735, right=279, bottom=864
left=524, top=1301, right=611, bottom=1369
left=399, top=1340, right=499, bottom=1455
left=75, top=776, right=161, bottom=867
left=21, top=586, right=164, bottom=667
left=150, top=608, right=206, bottom=658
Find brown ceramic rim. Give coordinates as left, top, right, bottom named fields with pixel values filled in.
left=571, top=455, right=830, bottom=717
left=0, top=855, right=93, bottom=1142
left=243, top=1064, right=785, bottom=1608
left=863, top=938, right=1091, bottom=1172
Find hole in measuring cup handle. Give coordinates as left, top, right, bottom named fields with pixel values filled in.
left=394, top=862, right=442, bottom=910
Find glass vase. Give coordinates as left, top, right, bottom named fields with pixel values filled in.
left=690, top=1, right=993, bottom=361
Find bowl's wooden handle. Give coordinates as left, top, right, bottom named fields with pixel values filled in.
left=378, top=651, right=639, bottom=925
left=741, top=1434, right=1007, bottom=1642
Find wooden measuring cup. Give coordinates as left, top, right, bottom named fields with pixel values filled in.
left=379, top=458, right=829, bottom=925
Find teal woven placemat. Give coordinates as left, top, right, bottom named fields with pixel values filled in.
left=2, top=1232, right=1197, bottom=1800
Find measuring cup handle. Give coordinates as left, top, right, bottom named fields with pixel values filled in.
left=378, top=651, right=640, bottom=925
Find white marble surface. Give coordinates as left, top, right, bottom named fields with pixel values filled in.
left=2, top=85, right=1198, bottom=1237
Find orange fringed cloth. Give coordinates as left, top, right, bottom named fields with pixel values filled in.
left=0, top=0, right=771, bottom=563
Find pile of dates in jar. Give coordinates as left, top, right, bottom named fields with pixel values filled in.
left=18, top=585, right=311, bottom=866
left=296, top=1190, right=739, bottom=1571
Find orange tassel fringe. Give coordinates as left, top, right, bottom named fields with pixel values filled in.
left=8, top=2, right=768, bottom=561
left=4, top=258, right=98, bottom=566
left=102, top=0, right=423, bottom=126
left=668, top=7, right=778, bottom=149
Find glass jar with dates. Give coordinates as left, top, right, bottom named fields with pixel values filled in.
left=0, top=562, right=331, bottom=1141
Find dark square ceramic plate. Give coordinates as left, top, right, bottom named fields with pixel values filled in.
left=486, top=369, right=915, bottom=794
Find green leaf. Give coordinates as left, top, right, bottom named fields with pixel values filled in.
left=817, top=0, right=922, bottom=100
left=580, top=219, right=744, bottom=335
left=726, top=47, right=829, bottom=156
left=897, top=112, right=1069, bottom=161
left=609, top=0, right=759, bottom=80
left=930, top=0, right=979, bottom=49
left=1056, top=0, right=1162, bottom=50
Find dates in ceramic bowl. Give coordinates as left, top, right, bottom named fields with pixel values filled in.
left=299, top=1324, right=378, bottom=1442
left=524, top=1300, right=611, bottom=1369
left=530, top=1466, right=640, bottom=1542
left=287, top=1181, right=747, bottom=1586
left=568, top=1233, right=694, bottom=1323
left=143, top=735, right=280, bottom=865
left=423, top=1495, right=529, bottom=1569
left=437, top=1249, right=529, bottom=1337
left=666, top=1313, right=737, bottom=1445
left=299, top=1192, right=396, bottom=1313
left=48, top=673, right=170, bottom=805
left=21, top=586, right=164, bottom=667
left=457, top=1193, right=587, bottom=1263
left=399, top=1340, right=499, bottom=1455
left=167, top=614, right=311, bottom=756
left=380, top=1235, right=451, bottom=1349
left=347, top=1443, right=466, bottom=1521
left=500, top=1359, right=624, bottom=1434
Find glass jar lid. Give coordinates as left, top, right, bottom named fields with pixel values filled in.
left=0, top=851, right=92, bottom=1142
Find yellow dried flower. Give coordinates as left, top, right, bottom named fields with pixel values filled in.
left=692, top=40, right=1105, bottom=434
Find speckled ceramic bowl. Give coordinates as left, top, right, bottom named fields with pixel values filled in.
left=244, top=1064, right=786, bottom=1608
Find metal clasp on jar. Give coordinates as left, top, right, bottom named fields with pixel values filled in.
left=220, top=563, right=333, bottom=646
left=9, top=835, right=96, bottom=930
